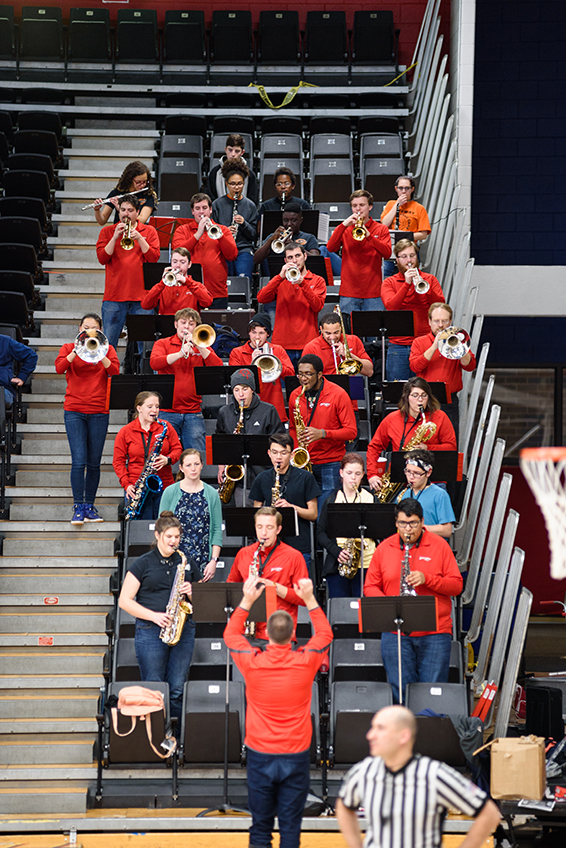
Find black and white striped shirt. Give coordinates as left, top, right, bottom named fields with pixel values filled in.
left=339, top=754, right=488, bottom=848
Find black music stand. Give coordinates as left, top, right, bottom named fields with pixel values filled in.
left=351, top=311, right=414, bottom=383
left=212, top=434, right=271, bottom=504
left=327, top=503, right=396, bottom=599
left=360, top=596, right=437, bottom=705
left=389, top=450, right=462, bottom=484
left=143, top=261, right=203, bottom=289
left=192, top=582, right=266, bottom=817
left=194, top=365, right=259, bottom=405
left=284, top=374, right=365, bottom=401
left=223, top=506, right=299, bottom=543
left=126, top=314, right=175, bottom=343
left=109, top=375, right=175, bottom=414
left=381, top=380, right=449, bottom=406
left=261, top=209, right=320, bottom=240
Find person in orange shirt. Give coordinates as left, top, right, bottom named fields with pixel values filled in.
left=380, top=175, right=431, bottom=278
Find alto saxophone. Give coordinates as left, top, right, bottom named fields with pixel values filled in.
left=245, top=542, right=264, bottom=637
left=290, top=386, right=313, bottom=473
left=376, top=406, right=437, bottom=504
left=271, top=465, right=281, bottom=506
left=400, top=534, right=417, bottom=597
left=218, top=401, right=245, bottom=504
left=337, top=485, right=362, bottom=579
left=125, top=419, right=168, bottom=521
left=160, top=550, right=194, bottom=645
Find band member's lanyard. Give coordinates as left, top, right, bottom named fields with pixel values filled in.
left=256, top=540, right=281, bottom=577
left=305, top=380, right=324, bottom=426
left=399, top=414, right=421, bottom=450
left=140, top=429, right=153, bottom=461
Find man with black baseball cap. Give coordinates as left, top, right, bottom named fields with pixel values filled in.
left=229, top=315, right=295, bottom=422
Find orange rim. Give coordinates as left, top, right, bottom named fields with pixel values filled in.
left=520, top=447, right=566, bottom=461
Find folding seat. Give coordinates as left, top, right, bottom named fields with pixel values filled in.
left=353, top=11, right=397, bottom=66
left=0, top=291, right=34, bottom=331
left=226, top=276, right=251, bottom=306
left=209, top=132, right=253, bottom=161
left=311, top=158, right=354, bottom=204
left=112, top=638, right=139, bottom=682
left=124, top=518, right=155, bottom=558
left=0, top=196, right=50, bottom=232
left=260, top=158, right=302, bottom=203
left=257, top=11, right=300, bottom=65
left=160, top=135, right=203, bottom=160
left=0, top=5, right=15, bottom=59
left=327, top=597, right=368, bottom=640
left=0, top=271, right=38, bottom=307
left=102, top=681, right=171, bottom=765
left=329, top=639, right=386, bottom=684
left=360, top=133, right=404, bottom=161
left=261, top=116, right=303, bottom=137
left=357, top=91, right=403, bottom=109
left=210, top=10, right=253, bottom=64
left=329, top=681, right=393, bottom=766
left=20, top=88, right=65, bottom=105
left=7, top=153, right=55, bottom=187
left=309, top=117, right=351, bottom=139
left=0, top=217, right=44, bottom=256
left=115, top=605, right=135, bottom=639
left=165, top=93, right=208, bottom=109
left=405, top=682, right=470, bottom=767
left=311, top=135, right=352, bottom=161
left=358, top=116, right=401, bottom=136
left=189, top=637, right=229, bottom=681
left=164, top=115, right=207, bottom=138
left=17, top=111, right=63, bottom=142
left=159, top=158, right=202, bottom=203
left=164, top=10, right=206, bottom=64
left=211, top=115, right=255, bottom=138
left=68, top=7, right=111, bottom=62
left=20, top=6, right=64, bottom=60
left=116, top=9, right=159, bottom=63
left=0, top=110, right=13, bottom=143
left=0, top=323, right=25, bottom=343
left=212, top=92, right=256, bottom=111
left=3, top=171, right=52, bottom=209
left=313, top=202, right=352, bottom=225
left=0, top=131, right=8, bottom=165
left=361, top=158, right=404, bottom=202
left=307, top=92, right=350, bottom=109
left=153, top=200, right=192, bottom=219
left=180, top=680, right=246, bottom=765
left=305, top=12, right=348, bottom=65
left=0, top=243, right=40, bottom=280
left=13, top=131, right=60, bottom=165
left=260, top=134, right=303, bottom=160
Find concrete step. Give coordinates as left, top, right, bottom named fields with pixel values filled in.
left=0, top=786, right=88, bottom=814
left=67, top=127, right=159, bottom=140
left=0, top=594, right=112, bottom=607
left=0, top=694, right=98, bottom=720
left=18, top=423, right=121, bottom=435
left=0, top=633, right=108, bottom=646
left=64, top=147, right=156, bottom=158
left=9, top=505, right=118, bottom=523
left=0, top=652, right=104, bottom=675
left=42, top=260, right=103, bottom=271
left=56, top=180, right=116, bottom=197
left=60, top=167, right=155, bottom=178
left=0, top=519, right=119, bottom=532
left=9, top=487, right=121, bottom=499
left=0, top=734, right=95, bottom=764
left=45, top=295, right=104, bottom=312
left=26, top=408, right=127, bottom=425
left=21, top=439, right=115, bottom=455
left=0, top=574, right=113, bottom=593
left=53, top=248, right=99, bottom=264
left=45, top=271, right=104, bottom=285
left=2, top=538, right=117, bottom=557
left=64, top=152, right=156, bottom=169
left=16, top=470, right=118, bottom=487
left=0, top=611, right=110, bottom=632
left=50, top=222, right=103, bottom=240
left=11, top=456, right=114, bottom=467
left=2, top=717, right=98, bottom=733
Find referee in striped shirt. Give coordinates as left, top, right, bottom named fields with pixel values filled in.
left=336, top=706, right=500, bottom=848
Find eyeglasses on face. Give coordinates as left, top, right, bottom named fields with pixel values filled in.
left=397, top=520, right=421, bottom=529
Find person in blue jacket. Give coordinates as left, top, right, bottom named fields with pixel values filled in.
left=0, top=332, right=38, bottom=407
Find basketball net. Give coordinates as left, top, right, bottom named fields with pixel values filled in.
left=520, top=447, right=566, bottom=580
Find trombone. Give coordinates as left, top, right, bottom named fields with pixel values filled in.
left=332, top=306, right=362, bottom=375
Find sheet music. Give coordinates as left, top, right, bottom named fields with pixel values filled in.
left=317, top=212, right=330, bottom=243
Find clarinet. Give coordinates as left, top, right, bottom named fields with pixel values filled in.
left=231, top=190, right=239, bottom=236
left=125, top=419, right=168, bottom=521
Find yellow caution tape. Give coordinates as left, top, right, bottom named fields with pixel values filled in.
left=248, top=80, right=318, bottom=109
left=384, top=61, right=418, bottom=87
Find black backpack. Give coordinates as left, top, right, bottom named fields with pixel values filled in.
left=211, top=323, right=242, bottom=358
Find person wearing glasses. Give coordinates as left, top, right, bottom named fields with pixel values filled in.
left=364, top=498, right=463, bottom=703
left=258, top=167, right=311, bottom=219
left=379, top=176, right=431, bottom=278
left=396, top=449, right=455, bottom=539
left=212, top=158, right=258, bottom=280
left=366, top=378, right=456, bottom=495
left=207, top=133, right=258, bottom=204
left=93, top=160, right=157, bottom=226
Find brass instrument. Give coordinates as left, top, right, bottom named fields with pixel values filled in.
left=160, top=550, right=194, bottom=645
left=271, top=466, right=281, bottom=506
left=291, top=386, right=313, bottom=473
left=218, top=402, right=245, bottom=503
left=246, top=542, right=264, bottom=637
left=120, top=219, right=135, bottom=250
left=125, top=419, right=167, bottom=520
left=437, top=326, right=471, bottom=361
left=400, top=535, right=417, bottom=596
left=255, top=343, right=282, bottom=383
left=285, top=266, right=301, bottom=283
left=74, top=329, right=109, bottom=364
left=192, top=324, right=216, bottom=348
left=163, top=269, right=183, bottom=287
left=205, top=220, right=223, bottom=240
left=332, top=305, right=362, bottom=375
left=82, top=187, right=147, bottom=211
left=272, top=227, right=292, bottom=253
left=376, top=406, right=437, bottom=503
left=408, top=262, right=429, bottom=294
left=352, top=216, right=369, bottom=241
left=336, top=486, right=377, bottom=579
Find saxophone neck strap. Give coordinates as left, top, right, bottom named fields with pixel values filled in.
left=399, top=413, right=421, bottom=450
left=305, top=378, right=324, bottom=426
left=256, top=539, right=280, bottom=576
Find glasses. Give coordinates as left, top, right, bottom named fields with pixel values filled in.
left=397, top=253, right=417, bottom=261
left=270, top=449, right=290, bottom=457
left=409, top=393, right=428, bottom=401
left=396, top=185, right=412, bottom=191
left=397, top=520, right=421, bottom=529
left=227, top=181, right=244, bottom=188
left=405, top=469, right=425, bottom=478
left=275, top=182, right=293, bottom=188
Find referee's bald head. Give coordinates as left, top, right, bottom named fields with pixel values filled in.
left=367, top=706, right=417, bottom=760
left=382, top=705, right=417, bottom=741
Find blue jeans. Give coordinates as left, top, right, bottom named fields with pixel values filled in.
left=227, top=251, right=254, bottom=278
left=381, top=631, right=452, bottom=704
left=386, top=343, right=414, bottom=382
left=211, top=296, right=228, bottom=309
left=260, top=299, right=277, bottom=326
left=382, top=258, right=397, bottom=279
left=101, top=300, right=152, bottom=357
left=64, top=410, right=109, bottom=503
left=159, top=411, right=205, bottom=452
left=3, top=387, right=14, bottom=407
left=319, top=245, right=342, bottom=276
left=134, top=618, right=196, bottom=728
left=326, top=568, right=366, bottom=598
left=286, top=349, right=302, bottom=370
left=339, top=296, right=384, bottom=314
left=313, top=461, right=341, bottom=511
left=246, top=747, right=311, bottom=848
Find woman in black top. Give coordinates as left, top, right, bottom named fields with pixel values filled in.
left=118, top=511, right=198, bottom=730
left=93, top=160, right=157, bottom=225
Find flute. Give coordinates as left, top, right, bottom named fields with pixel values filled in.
left=82, top=187, right=147, bottom=211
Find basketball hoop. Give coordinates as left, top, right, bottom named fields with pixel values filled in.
left=520, top=447, right=566, bottom=580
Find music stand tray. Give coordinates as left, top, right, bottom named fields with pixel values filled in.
left=194, top=365, right=259, bottom=398
left=223, top=506, right=298, bottom=539
left=126, top=314, right=175, bottom=342
left=109, top=375, right=175, bottom=410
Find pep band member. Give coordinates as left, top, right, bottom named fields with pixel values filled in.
left=380, top=175, right=431, bottom=278
left=140, top=247, right=213, bottom=315
left=159, top=448, right=223, bottom=582
left=211, top=158, right=258, bottom=279
left=93, top=160, right=157, bottom=226
left=118, top=511, right=198, bottom=733
left=112, top=391, right=182, bottom=520
left=55, top=313, right=120, bottom=525
left=396, top=449, right=455, bottom=539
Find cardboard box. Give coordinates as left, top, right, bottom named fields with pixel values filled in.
left=490, top=735, right=546, bottom=800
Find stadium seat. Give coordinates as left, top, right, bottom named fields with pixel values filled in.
left=103, top=681, right=171, bottom=765
left=327, top=597, right=368, bottom=639
left=361, top=158, right=404, bottom=201
left=164, top=10, right=206, bottom=64
left=20, top=6, right=64, bottom=60
left=112, top=638, right=139, bottom=682
left=13, top=131, right=60, bottom=165
left=3, top=171, right=53, bottom=209
left=0, top=291, right=34, bottom=331
left=164, top=116, right=207, bottom=138
left=309, top=117, right=351, bottom=137
left=0, top=4, right=15, bottom=59
left=260, top=158, right=303, bottom=203
left=159, top=135, right=203, bottom=160
left=329, top=681, right=393, bottom=766
left=7, top=153, right=56, bottom=187
left=261, top=116, right=303, bottom=137
left=189, top=637, right=230, bottom=681
left=116, top=9, right=159, bottom=63
left=405, top=681, right=470, bottom=716
left=17, top=112, right=63, bottom=142
left=260, top=134, right=303, bottom=160
left=0, top=197, right=50, bottom=233
left=68, top=8, right=111, bottom=62
left=0, top=110, right=13, bottom=143
left=311, top=158, right=354, bottom=204
left=211, top=115, right=255, bottom=138
left=212, top=92, right=257, bottom=111
left=405, top=682, right=470, bottom=767
left=0, top=243, right=40, bottom=280
left=226, top=276, right=251, bottom=305
left=211, top=10, right=253, bottom=64
left=329, top=639, right=386, bottom=684
left=164, top=93, right=208, bottom=109
left=180, top=680, right=245, bottom=765
left=209, top=132, right=254, bottom=161
left=360, top=133, right=404, bottom=161
left=20, top=87, right=65, bottom=105
left=358, top=116, right=401, bottom=136
left=159, top=158, right=201, bottom=202
left=257, top=11, right=301, bottom=65
left=0, top=131, right=9, bottom=164
left=311, top=134, right=352, bottom=159
left=353, top=11, right=398, bottom=66
left=305, top=12, right=348, bottom=65
left=0, top=217, right=45, bottom=256
left=0, top=270, right=38, bottom=307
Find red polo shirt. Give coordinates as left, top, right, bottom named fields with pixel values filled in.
left=409, top=332, right=477, bottom=395
left=96, top=222, right=161, bottom=302
left=149, top=334, right=223, bottom=412
left=288, top=378, right=357, bottom=465
left=171, top=220, right=238, bottom=299
left=140, top=275, right=213, bottom=315
left=381, top=271, right=445, bottom=345
left=55, top=343, right=120, bottom=413
left=366, top=409, right=457, bottom=477
left=326, top=218, right=391, bottom=298
left=257, top=270, right=326, bottom=349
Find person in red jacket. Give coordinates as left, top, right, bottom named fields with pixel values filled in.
left=227, top=507, right=309, bottom=642
left=326, top=189, right=391, bottom=315
left=289, top=354, right=357, bottom=507
left=112, top=391, right=182, bottom=520
left=56, top=312, right=120, bottom=526
left=381, top=239, right=445, bottom=382
left=366, top=377, right=457, bottom=493
left=229, top=314, right=294, bottom=422
left=140, top=247, right=213, bottom=315
left=224, top=573, right=332, bottom=848
left=257, top=241, right=326, bottom=369
left=364, top=498, right=463, bottom=702
left=96, top=195, right=161, bottom=356
left=171, top=192, right=238, bottom=308
left=149, top=307, right=223, bottom=452
left=409, top=302, right=476, bottom=441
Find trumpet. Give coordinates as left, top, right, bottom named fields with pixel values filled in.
left=272, top=228, right=292, bottom=253
left=74, top=329, right=109, bottom=364
left=120, top=219, right=135, bottom=250
left=285, top=266, right=302, bottom=283
left=408, top=262, right=429, bottom=294
left=162, top=269, right=183, bottom=287
left=254, top=343, right=282, bottom=383
left=352, top=216, right=369, bottom=241
left=205, top=220, right=223, bottom=240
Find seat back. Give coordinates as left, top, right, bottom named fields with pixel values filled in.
left=260, top=158, right=302, bottom=203
left=107, top=681, right=170, bottom=764
left=361, top=158, right=404, bottom=202
left=311, top=134, right=352, bottom=159
left=258, top=11, right=300, bottom=65
left=69, top=7, right=111, bottom=62
left=181, top=680, right=245, bottom=764
left=17, top=111, right=62, bottom=140
left=159, top=158, right=201, bottom=203
left=112, top=638, right=139, bottom=682
left=327, top=597, right=365, bottom=639
left=330, top=681, right=393, bottom=765
left=0, top=270, right=35, bottom=302
left=164, top=115, right=207, bottom=138
left=0, top=196, right=48, bottom=229
left=189, top=636, right=229, bottom=680
left=160, top=135, right=203, bottom=160
left=260, top=134, right=303, bottom=160
left=116, top=9, right=158, bottom=63
left=13, top=130, right=59, bottom=162
left=0, top=217, right=42, bottom=253
left=8, top=153, right=54, bottom=183
left=305, top=12, right=348, bottom=65
left=0, top=243, right=38, bottom=276
left=164, top=10, right=206, bottom=64
left=405, top=682, right=470, bottom=716
left=329, top=638, right=385, bottom=684
left=311, top=158, right=354, bottom=204
left=209, top=132, right=253, bottom=161
left=0, top=290, right=32, bottom=329
left=0, top=110, right=13, bottom=142
left=353, top=11, right=395, bottom=65
left=360, top=133, right=403, bottom=160
left=0, top=4, right=15, bottom=58
left=211, top=10, right=253, bottom=64
left=20, top=5, right=64, bottom=59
